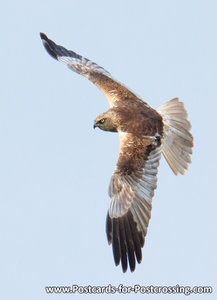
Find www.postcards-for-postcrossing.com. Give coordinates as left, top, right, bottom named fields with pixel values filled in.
left=45, top=284, right=213, bottom=296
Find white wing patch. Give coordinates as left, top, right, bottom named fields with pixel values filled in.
left=108, top=144, right=161, bottom=220
left=58, top=55, right=112, bottom=78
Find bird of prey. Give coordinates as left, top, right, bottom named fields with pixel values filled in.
left=40, top=33, right=193, bottom=273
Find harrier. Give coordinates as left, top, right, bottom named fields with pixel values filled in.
left=40, top=33, right=193, bottom=272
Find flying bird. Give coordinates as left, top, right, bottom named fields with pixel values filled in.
left=40, top=33, right=193, bottom=272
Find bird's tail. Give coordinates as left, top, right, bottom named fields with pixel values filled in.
left=157, top=98, right=193, bottom=175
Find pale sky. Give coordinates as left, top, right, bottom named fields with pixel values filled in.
left=1, top=0, right=217, bottom=299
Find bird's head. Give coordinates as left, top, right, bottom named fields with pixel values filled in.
left=94, top=110, right=118, bottom=132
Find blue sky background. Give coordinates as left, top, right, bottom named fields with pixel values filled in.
left=1, top=0, right=217, bottom=299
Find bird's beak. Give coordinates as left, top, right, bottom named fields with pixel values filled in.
left=93, top=123, right=96, bottom=129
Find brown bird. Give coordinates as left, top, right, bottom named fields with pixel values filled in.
left=40, top=33, right=193, bottom=272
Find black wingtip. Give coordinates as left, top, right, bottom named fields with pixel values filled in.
left=108, top=209, right=146, bottom=273
left=106, top=213, right=112, bottom=244
left=40, top=32, right=48, bottom=41
left=40, top=32, right=58, bottom=60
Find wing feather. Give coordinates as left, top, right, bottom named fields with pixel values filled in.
left=119, top=217, right=128, bottom=272
left=40, top=33, right=147, bottom=107
left=106, top=133, right=162, bottom=272
left=112, top=218, right=121, bottom=266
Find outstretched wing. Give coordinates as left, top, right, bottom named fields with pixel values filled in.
left=40, top=33, right=144, bottom=107
left=107, top=133, right=161, bottom=272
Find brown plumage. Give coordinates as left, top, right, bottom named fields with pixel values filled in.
left=40, top=33, right=194, bottom=272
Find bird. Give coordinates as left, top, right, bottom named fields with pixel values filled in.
left=40, top=32, right=193, bottom=273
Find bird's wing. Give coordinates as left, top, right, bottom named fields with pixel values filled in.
left=107, top=132, right=161, bottom=272
left=40, top=33, right=145, bottom=107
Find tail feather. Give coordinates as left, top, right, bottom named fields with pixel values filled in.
left=157, top=98, right=193, bottom=175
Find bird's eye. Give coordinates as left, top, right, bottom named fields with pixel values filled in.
left=99, top=119, right=105, bottom=124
